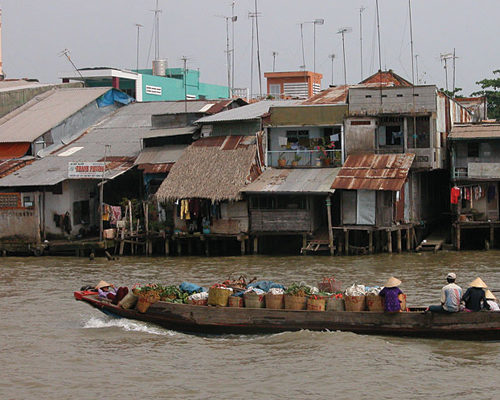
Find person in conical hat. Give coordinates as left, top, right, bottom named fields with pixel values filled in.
left=461, top=277, right=489, bottom=311
left=484, top=290, right=500, bottom=311
left=96, top=280, right=113, bottom=290
left=379, top=277, right=404, bottom=312
left=469, top=277, right=487, bottom=288
left=427, top=272, right=462, bottom=313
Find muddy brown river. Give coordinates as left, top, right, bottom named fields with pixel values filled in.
left=1, top=251, right=499, bottom=399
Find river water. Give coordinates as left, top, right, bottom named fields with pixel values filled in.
left=1, top=251, right=499, bottom=399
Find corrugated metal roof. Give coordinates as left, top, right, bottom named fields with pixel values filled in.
left=449, top=124, right=500, bottom=140
left=140, top=100, right=218, bottom=114
left=138, top=163, right=173, bottom=174
left=141, top=126, right=198, bottom=139
left=0, top=80, right=53, bottom=93
left=243, top=167, right=340, bottom=194
left=196, top=100, right=300, bottom=123
left=0, top=87, right=110, bottom=143
left=0, top=102, right=171, bottom=187
left=331, top=153, right=414, bottom=191
left=134, top=145, right=187, bottom=165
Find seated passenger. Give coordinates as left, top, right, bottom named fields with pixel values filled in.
left=96, top=280, right=128, bottom=305
left=461, top=277, right=490, bottom=312
left=484, top=290, right=500, bottom=311
left=379, top=277, right=403, bottom=312
left=427, top=272, right=462, bottom=313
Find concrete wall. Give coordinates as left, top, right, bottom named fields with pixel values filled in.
left=42, top=180, right=99, bottom=237
left=0, top=82, right=82, bottom=118
left=344, top=117, right=377, bottom=155
left=0, top=208, right=40, bottom=241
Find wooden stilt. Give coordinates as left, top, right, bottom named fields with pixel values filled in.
left=326, top=196, right=335, bottom=256
left=165, top=237, right=170, bottom=256
left=406, top=228, right=411, bottom=251
left=344, top=229, right=349, bottom=256
left=368, top=231, right=373, bottom=254
left=396, top=229, right=402, bottom=253
left=205, top=239, right=210, bottom=256
left=456, top=225, right=461, bottom=251
left=490, top=225, right=494, bottom=249
left=176, top=240, right=182, bottom=256
left=240, top=237, right=246, bottom=256
left=387, top=230, right=392, bottom=253
left=187, top=239, right=193, bottom=255
left=253, top=236, right=258, bottom=255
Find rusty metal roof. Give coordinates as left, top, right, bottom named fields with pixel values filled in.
left=331, top=153, right=414, bottom=191
left=243, top=167, right=341, bottom=194
left=449, top=124, right=500, bottom=140
left=137, top=163, right=173, bottom=174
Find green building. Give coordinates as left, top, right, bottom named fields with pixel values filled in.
left=60, top=66, right=229, bottom=102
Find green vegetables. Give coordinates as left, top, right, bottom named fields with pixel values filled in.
left=284, top=283, right=312, bottom=297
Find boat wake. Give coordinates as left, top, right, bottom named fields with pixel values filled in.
left=82, top=315, right=176, bottom=336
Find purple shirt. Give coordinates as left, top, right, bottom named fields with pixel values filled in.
left=379, top=287, right=403, bottom=312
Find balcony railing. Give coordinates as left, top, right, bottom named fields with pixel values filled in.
left=267, top=149, right=342, bottom=168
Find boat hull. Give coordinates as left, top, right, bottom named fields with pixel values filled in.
left=75, top=292, right=500, bottom=340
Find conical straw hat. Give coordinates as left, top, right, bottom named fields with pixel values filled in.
left=95, top=280, right=111, bottom=290
left=485, top=290, right=496, bottom=300
left=469, top=277, right=487, bottom=288
left=384, top=276, right=402, bottom=288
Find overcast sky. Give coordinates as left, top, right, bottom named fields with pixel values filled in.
left=2, top=0, right=499, bottom=95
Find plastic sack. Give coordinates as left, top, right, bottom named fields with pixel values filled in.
left=180, top=282, right=206, bottom=294
left=345, top=284, right=366, bottom=296
left=365, top=286, right=381, bottom=295
left=269, top=288, right=285, bottom=295
left=188, top=292, right=209, bottom=301
left=247, top=280, right=285, bottom=292
left=244, top=287, right=265, bottom=295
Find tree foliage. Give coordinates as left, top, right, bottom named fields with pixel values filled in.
left=471, top=70, right=500, bottom=120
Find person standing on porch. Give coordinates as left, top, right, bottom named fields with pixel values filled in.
left=427, top=272, right=462, bottom=313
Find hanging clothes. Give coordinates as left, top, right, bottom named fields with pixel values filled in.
left=450, top=187, right=460, bottom=205
left=180, top=199, right=191, bottom=220
left=110, top=206, right=122, bottom=226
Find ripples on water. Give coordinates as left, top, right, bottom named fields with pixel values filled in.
left=0, top=252, right=499, bottom=399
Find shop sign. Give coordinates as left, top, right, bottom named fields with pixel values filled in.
left=68, top=162, right=105, bottom=178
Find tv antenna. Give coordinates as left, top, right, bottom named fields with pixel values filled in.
left=248, top=3, right=263, bottom=98
left=59, top=48, right=85, bottom=86
left=215, top=12, right=238, bottom=98
left=135, top=24, right=143, bottom=72
left=440, top=52, right=455, bottom=93
left=151, top=0, right=162, bottom=60
left=337, top=27, right=352, bottom=86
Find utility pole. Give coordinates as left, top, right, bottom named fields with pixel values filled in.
left=152, top=0, right=162, bottom=60
left=312, top=19, right=324, bottom=77
left=415, top=54, right=419, bottom=84
left=225, top=16, right=231, bottom=96
left=231, top=1, right=236, bottom=93
left=359, top=6, right=366, bottom=81
left=329, top=54, right=335, bottom=86
left=337, top=27, right=351, bottom=86
left=452, top=48, right=457, bottom=96
left=135, top=23, right=143, bottom=72
left=272, top=51, right=278, bottom=72
left=249, top=4, right=262, bottom=99
left=254, top=0, right=263, bottom=98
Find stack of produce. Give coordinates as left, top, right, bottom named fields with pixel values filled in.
left=208, top=284, right=233, bottom=307
left=243, top=288, right=266, bottom=308
left=284, top=283, right=312, bottom=310
left=344, top=284, right=367, bottom=312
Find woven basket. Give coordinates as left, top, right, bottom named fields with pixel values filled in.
left=265, top=293, right=284, bottom=309
left=244, top=292, right=265, bottom=308
left=208, top=287, right=231, bottom=307
left=118, top=292, right=138, bottom=309
left=307, top=297, right=326, bottom=311
left=136, top=292, right=159, bottom=313
left=366, top=294, right=384, bottom=312
left=344, top=295, right=366, bottom=312
left=326, top=297, right=345, bottom=311
left=228, top=296, right=244, bottom=308
left=398, top=293, right=407, bottom=311
left=284, top=295, right=307, bottom=310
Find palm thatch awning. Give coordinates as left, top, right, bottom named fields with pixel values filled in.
left=155, top=136, right=262, bottom=202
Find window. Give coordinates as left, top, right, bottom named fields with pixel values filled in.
left=73, top=200, right=90, bottom=225
left=286, top=130, right=309, bottom=148
left=250, top=196, right=306, bottom=210
left=269, top=84, right=281, bottom=97
left=379, top=117, right=403, bottom=146
left=468, top=142, right=479, bottom=158
left=407, top=116, right=430, bottom=148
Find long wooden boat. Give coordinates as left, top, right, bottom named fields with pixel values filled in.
left=74, top=291, right=500, bottom=340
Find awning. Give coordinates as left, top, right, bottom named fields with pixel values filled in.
left=0, top=143, right=31, bottom=159
left=243, top=167, right=341, bottom=195
left=331, top=153, right=414, bottom=191
left=141, top=126, right=198, bottom=139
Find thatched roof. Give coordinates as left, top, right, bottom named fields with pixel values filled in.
left=155, top=136, right=262, bottom=202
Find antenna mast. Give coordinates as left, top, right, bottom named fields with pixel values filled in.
left=329, top=54, right=335, bottom=86
left=153, top=0, right=162, bottom=60
left=359, top=6, right=366, bottom=81
left=60, top=49, right=85, bottom=87
left=254, top=0, right=263, bottom=98
left=232, top=1, right=236, bottom=95
left=337, top=27, right=351, bottom=86
left=272, top=51, right=278, bottom=72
